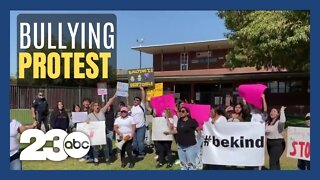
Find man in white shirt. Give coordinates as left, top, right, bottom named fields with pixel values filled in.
left=131, top=87, right=146, bottom=158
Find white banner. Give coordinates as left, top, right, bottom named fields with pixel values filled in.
left=202, top=122, right=265, bottom=166
left=286, top=126, right=310, bottom=161
left=71, top=112, right=88, bottom=123
left=76, top=121, right=106, bottom=146
left=116, top=82, right=129, bottom=97
left=152, top=117, right=173, bottom=141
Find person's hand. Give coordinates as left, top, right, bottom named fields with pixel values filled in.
left=32, top=121, right=38, bottom=128
left=139, top=86, right=144, bottom=91
left=242, top=98, right=246, bottom=105
left=32, top=114, right=36, bottom=120
left=225, top=106, right=233, bottom=112
left=281, top=106, right=286, bottom=111
left=261, top=94, right=265, bottom=99
left=119, top=133, right=123, bottom=139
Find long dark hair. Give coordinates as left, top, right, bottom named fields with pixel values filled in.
left=266, top=108, right=280, bottom=125
left=234, top=102, right=247, bottom=121
left=212, top=105, right=226, bottom=117
left=179, top=107, right=192, bottom=119
left=72, top=104, right=81, bottom=112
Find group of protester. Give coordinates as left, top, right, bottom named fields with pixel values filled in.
left=10, top=89, right=310, bottom=170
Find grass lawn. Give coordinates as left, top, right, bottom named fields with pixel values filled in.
left=11, top=109, right=304, bottom=170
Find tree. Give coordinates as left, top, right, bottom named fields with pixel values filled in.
left=218, top=10, right=310, bottom=72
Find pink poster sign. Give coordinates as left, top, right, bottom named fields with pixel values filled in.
left=183, top=103, right=211, bottom=128
left=238, top=84, right=267, bottom=109
left=150, top=94, right=176, bottom=117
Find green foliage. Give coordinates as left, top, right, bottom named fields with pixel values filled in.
left=218, top=11, right=310, bottom=72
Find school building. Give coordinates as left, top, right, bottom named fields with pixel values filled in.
left=125, top=39, right=309, bottom=115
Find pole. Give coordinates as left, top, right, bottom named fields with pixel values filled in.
left=139, top=50, right=142, bottom=68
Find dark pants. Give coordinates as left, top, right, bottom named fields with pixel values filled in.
left=120, top=139, right=134, bottom=164
left=156, top=141, right=173, bottom=164
left=267, top=139, right=285, bottom=170
left=37, top=115, right=49, bottom=132
left=298, top=159, right=310, bottom=170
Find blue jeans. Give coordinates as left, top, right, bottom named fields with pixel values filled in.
left=177, top=144, right=199, bottom=170
left=105, top=131, right=114, bottom=158
left=133, top=125, right=146, bottom=155
left=10, top=158, right=22, bottom=170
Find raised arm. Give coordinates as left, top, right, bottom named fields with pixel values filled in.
left=262, top=94, right=267, bottom=113
left=101, top=94, right=117, bottom=112
left=278, top=106, right=286, bottom=133
left=140, top=86, right=146, bottom=105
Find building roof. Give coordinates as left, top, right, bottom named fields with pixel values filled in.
left=131, top=39, right=231, bottom=54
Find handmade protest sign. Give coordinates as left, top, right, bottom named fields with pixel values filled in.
left=116, top=82, right=129, bottom=97
left=150, top=94, right=176, bottom=117
left=128, top=68, right=154, bottom=88
left=183, top=103, right=211, bottom=128
left=97, top=82, right=108, bottom=95
left=71, top=112, right=88, bottom=123
left=147, top=83, right=163, bottom=101
left=238, top=84, right=267, bottom=109
left=152, top=117, right=174, bottom=141
left=76, top=121, right=106, bottom=146
left=202, top=122, right=265, bottom=166
left=287, top=126, right=310, bottom=161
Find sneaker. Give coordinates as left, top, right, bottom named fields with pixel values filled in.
left=154, top=155, right=159, bottom=160
left=129, top=163, right=135, bottom=168
left=166, top=163, right=173, bottom=168
left=87, top=158, right=94, bottom=163
left=79, top=158, right=87, bottom=162
left=174, top=160, right=180, bottom=165
left=156, top=163, right=163, bottom=168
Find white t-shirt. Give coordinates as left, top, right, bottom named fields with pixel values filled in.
left=10, top=119, right=21, bottom=157
left=131, top=102, right=146, bottom=128
left=250, top=112, right=267, bottom=123
left=114, top=116, right=136, bottom=137
left=209, top=116, right=228, bottom=124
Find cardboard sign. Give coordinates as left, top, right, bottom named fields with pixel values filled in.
left=97, top=82, right=108, bottom=95
left=116, top=82, right=129, bottom=97
left=183, top=103, right=211, bottom=128
left=202, top=122, right=265, bottom=166
left=71, top=112, right=88, bottom=123
left=287, top=127, right=310, bottom=161
left=128, top=68, right=154, bottom=88
left=238, top=84, right=267, bottom=109
left=147, top=83, right=163, bottom=101
left=151, top=117, right=174, bottom=141
left=77, top=121, right=106, bottom=146
left=150, top=94, right=176, bottom=117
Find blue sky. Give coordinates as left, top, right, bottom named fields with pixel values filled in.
left=10, top=11, right=227, bottom=75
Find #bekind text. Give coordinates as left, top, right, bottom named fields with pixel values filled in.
left=203, top=135, right=264, bottom=148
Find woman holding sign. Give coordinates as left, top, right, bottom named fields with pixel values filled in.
left=114, top=107, right=136, bottom=168
left=86, top=95, right=116, bottom=166
left=265, top=106, right=287, bottom=170
left=174, top=107, right=200, bottom=170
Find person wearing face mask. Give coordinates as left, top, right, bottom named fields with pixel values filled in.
left=265, top=106, right=287, bottom=170
left=297, top=113, right=310, bottom=170
left=31, top=91, right=49, bottom=132
left=50, top=101, right=69, bottom=131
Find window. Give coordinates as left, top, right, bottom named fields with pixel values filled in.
left=180, top=52, right=188, bottom=71
left=290, top=81, right=303, bottom=93
left=268, top=81, right=278, bottom=93
left=278, top=81, right=285, bottom=93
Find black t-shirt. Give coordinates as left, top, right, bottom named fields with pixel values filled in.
left=105, top=109, right=115, bottom=132
left=32, top=98, right=49, bottom=116
left=176, top=117, right=198, bottom=147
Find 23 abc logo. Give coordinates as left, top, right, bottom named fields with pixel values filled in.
left=20, top=129, right=90, bottom=161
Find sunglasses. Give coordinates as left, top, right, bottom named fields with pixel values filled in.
left=121, top=111, right=128, bottom=113
left=38, top=94, right=44, bottom=97
left=305, top=117, right=310, bottom=120
left=179, top=110, right=187, bottom=113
